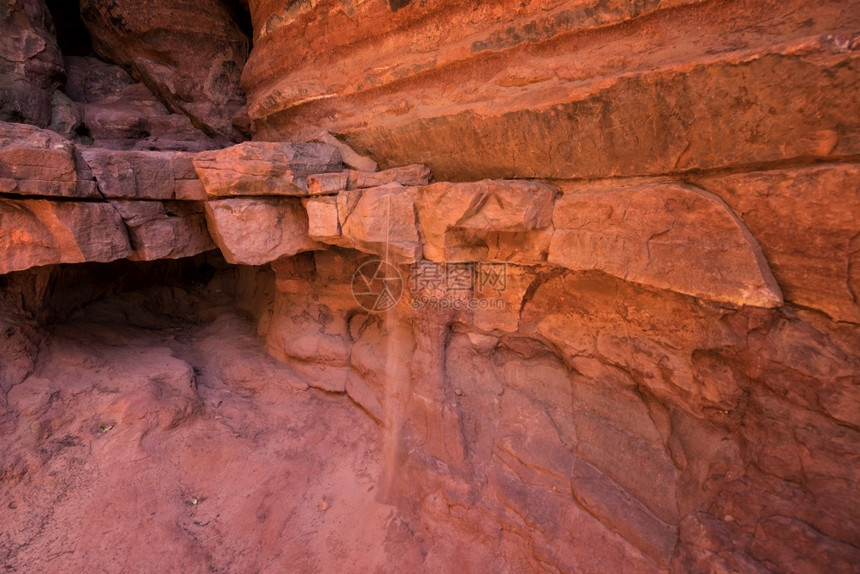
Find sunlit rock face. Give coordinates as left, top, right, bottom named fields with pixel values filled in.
left=0, top=0, right=858, bottom=572
left=243, top=0, right=860, bottom=181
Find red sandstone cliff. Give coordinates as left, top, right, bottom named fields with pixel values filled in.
left=0, top=1, right=858, bottom=572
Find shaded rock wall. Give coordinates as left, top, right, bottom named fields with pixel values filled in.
left=0, top=0, right=63, bottom=127
left=79, top=0, right=250, bottom=140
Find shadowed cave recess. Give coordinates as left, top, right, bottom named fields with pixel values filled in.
left=1, top=0, right=858, bottom=572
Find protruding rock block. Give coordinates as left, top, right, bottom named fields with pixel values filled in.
left=696, top=164, right=860, bottom=322
left=193, top=142, right=342, bottom=197
left=307, top=131, right=377, bottom=172
left=304, top=196, right=341, bottom=241
left=110, top=200, right=215, bottom=261
left=80, top=149, right=205, bottom=200
left=307, top=164, right=432, bottom=196
left=338, top=184, right=422, bottom=262
left=307, top=172, right=349, bottom=196
left=416, top=180, right=556, bottom=262
left=0, top=198, right=131, bottom=273
left=204, top=198, right=321, bottom=265
left=0, top=122, right=85, bottom=198
left=347, top=164, right=431, bottom=189
left=548, top=183, right=783, bottom=307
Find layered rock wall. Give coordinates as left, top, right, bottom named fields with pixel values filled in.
left=0, top=0, right=858, bottom=572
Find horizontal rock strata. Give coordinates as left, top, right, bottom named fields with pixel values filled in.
left=244, top=0, right=860, bottom=181
left=193, top=142, right=343, bottom=197
left=0, top=198, right=131, bottom=273
left=0, top=126, right=786, bottom=309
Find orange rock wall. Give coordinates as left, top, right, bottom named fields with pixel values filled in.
left=239, top=1, right=859, bottom=571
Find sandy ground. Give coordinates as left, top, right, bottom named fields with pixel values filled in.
left=0, top=286, right=421, bottom=573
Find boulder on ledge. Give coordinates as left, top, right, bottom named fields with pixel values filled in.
left=204, top=198, right=321, bottom=265
left=548, top=182, right=784, bottom=308
left=0, top=122, right=87, bottom=198
left=194, top=142, right=342, bottom=197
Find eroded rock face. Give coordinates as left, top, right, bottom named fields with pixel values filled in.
left=79, top=0, right=250, bottom=139
left=0, top=0, right=858, bottom=571
left=302, top=177, right=782, bottom=308
left=194, top=142, right=342, bottom=197
left=0, top=0, right=64, bottom=127
left=63, top=56, right=223, bottom=152
left=0, top=198, right=131, bottom=273
left=0, top=121, right=81, bottom=197
left=0, top=122, right=214, bottom=270
left=245, top=0, right=860, bottom=181
left=548, top=182, right=783, bottom=308
left=203, top=197, right=320, bottom=265
left=249, top=248, right=860, bottom=573
left=695, top=164, right=860, bottom=323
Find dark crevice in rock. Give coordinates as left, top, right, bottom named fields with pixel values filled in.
left=43, top=0, right=92, bottom=57
left=219, top=0, right=254, bottom=46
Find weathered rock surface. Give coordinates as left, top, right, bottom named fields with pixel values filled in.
left=0, top=198, right=131, bottom=273
left=348, top=164, right=431, bottom=190
left=64, top=56, right=223, bottom=152
left=300, top=164, right=432, bottom=196
left=307, top=171, right=349, bottom=196
left=79, top=0, right=250, bottom=139
left=194, top=142, right=342, bottom=197
left=0, top=0, right=64, bottom=127
left=0, top=121, right=84, bottom=198
left=416, top=179, right=556, bottom=262
left=204, top=198, right=320, bottom=265
left=80, top=149, right=205, bottom=200
left=246, top=0, right=860, bottom=181
left=548, top=182, right=784, bottom=308
left=63, top=55, right=133, bottom=105
left=338, top=184, right=422, bottom=262
left=696, top=164, right=860, bottom=322
left=0, top=0, right=858, bottom=572
left=250, top=248, right=860, bottom=572
left=110, top=200, right=214, bottom=261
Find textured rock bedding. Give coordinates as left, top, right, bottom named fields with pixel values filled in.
left=0, top=0, right=858, bottom=572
